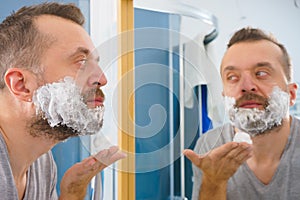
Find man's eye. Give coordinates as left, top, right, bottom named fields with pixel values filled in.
left=227, top=75, right=238, bottom=81
left=78, top=58, right=87, bottom=66
left=256, top=71, right=268, bottom=77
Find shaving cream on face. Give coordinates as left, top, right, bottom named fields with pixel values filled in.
left=224, top=86, right=289, bottom=137
left=33, top=76, right=104, bottom=135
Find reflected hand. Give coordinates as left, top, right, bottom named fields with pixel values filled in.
left=184, top=142, right=252, bottom=185
left=59, top=146, right=126, bottom=200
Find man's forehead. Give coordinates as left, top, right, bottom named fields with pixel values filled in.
left=35, top=15, right=93, bottom=46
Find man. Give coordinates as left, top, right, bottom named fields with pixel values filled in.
left=0, top=2, right=125, bottom=200
left=184, top=27, right=299, bottom=199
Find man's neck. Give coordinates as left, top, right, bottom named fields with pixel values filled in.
left=0, top=93, right=58, bottom=199
left=245, top=116, right=292, bottom=184
left=251, top=116, right=291, bottom=161
left=0, top=123, right=56, bottom=180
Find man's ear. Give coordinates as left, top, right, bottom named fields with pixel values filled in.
left=4, top=68, right=36, bottom=102
left=288, top=83, right=298, bottom=106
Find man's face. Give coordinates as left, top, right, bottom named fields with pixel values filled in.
left=221, top=40, right=288, bottom=101
left=221, top=40, right=293, bottom=135
left=37, top=15, right=107, bottom=100
left=28, top=15, right=107, bottom=141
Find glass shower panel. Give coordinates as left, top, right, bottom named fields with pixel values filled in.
left=134, top=1, right=219, bottom=199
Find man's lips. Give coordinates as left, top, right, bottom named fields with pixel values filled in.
left=235, top=92, right=268, bottom=110
left=86, top=97, right=105, bottom=107
left=238, top=101, right=264, bottom=109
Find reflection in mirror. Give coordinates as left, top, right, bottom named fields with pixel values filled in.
left=134, top=1, right=220, bottom=199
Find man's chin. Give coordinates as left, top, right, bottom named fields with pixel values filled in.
left=28, top=109, right=104, bottom=141
left=235, top=118, right=283, bottom=137
left=28, top=118, right=80, bottom=142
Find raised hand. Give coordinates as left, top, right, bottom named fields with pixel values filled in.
left=184, top=142, right=252, bottom=200
left=59, top=146, right=126, bottom=200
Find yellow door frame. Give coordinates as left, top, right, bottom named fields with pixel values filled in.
left=118, top=0, right=135, bottom=200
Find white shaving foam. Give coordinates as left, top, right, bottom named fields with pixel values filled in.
left=224, top=86, right=289, bottom=136
left=233, top=131, right=253, bottom=144
left=33, top=76, right=104, bottom=135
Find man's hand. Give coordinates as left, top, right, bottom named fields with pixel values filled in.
left=184, top=142, right=252, bottom=184
left=183, top=142, right=252, bottom=200
left=59, top=146, right=126, bottom=200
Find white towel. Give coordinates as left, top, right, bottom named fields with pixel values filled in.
left=183, top=33, right=224, bottom=127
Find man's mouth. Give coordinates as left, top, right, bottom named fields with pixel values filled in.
left=83, top=89, right=105, bottom=108
left=85, top=96, right=105, bottom=107
left=235, top=93, right=268, bottom=110
left=86, top=97, right=104, bottom=107
left=238, top=101, right=264, bottom=109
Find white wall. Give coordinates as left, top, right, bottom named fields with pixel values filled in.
left=135, top=0, right=300, bottom=83
left=90, top=1, right=119, bottom=200
left=186, top=0, right=300, bottom=83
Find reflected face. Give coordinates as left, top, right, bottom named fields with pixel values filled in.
left=221, top=40, right=288, bottom=102
left=224, top=86, right=290, bottom=136
left=28, top=15, right=107, bottom=141
left=221, top=40, right=294, bottom=135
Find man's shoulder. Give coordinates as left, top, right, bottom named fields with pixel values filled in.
left=0, top=133, right=18, bottom=199
left=33, top=151, right=56, bottom=170
left=293, top=115, right=300, bottom=124
left=202, top=122, right=233, bottom=140
left=291, top=115, right=300, bottom=132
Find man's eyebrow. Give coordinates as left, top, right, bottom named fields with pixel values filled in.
left=222, top=65, right=236, bottom=73
left=222, top=62, right=274, bottom=73
left=68, top=47, right=90, bottom=59
left=256, top=61, right=274, bottom=69
left=220, top=65, right=236, bottom=77
left=69, top=47, right=100, bottom=62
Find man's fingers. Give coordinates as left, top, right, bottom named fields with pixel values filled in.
left=183, top=149, right=203, bottom=166
left=108, top=151, right=127, bottom=163
left=94, top=146, right=119, bottom=159
left=108, top=146, right=119, bottom=154
left=184, top=142, right=252, bottom=169
left=229, top=142, right=253, bottom=164
left=224, top=143, right=252, bottom=161
left=60, top=147, right=127, bottom=198
left=211, top=142, right=239, bottom=158
left=93, top=146, right=127, bottom=166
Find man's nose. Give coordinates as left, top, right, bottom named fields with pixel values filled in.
left=88, top=64, right=107, bottom=87
left=240, top=74, right=257, bottom=93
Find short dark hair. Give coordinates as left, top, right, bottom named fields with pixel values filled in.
left=227, top=27, right=292, bottom=82
left=0, top=2, right=85, bottom=89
